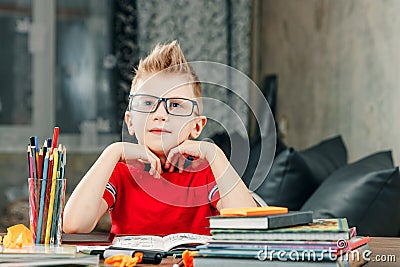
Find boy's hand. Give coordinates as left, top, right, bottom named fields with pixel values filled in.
left=165, top=140, right=217, bottom=173
left=120, top=142, right=162, bottom=178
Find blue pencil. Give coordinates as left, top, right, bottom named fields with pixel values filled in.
left=51, top=146, right=66, bottom=244
left=42, top=140, right=48, bottom=158
left=47, top=138, right=52, bottom=149
left=61, top=146, right=66, bottom=179
left=34, top=136, right=38, bottom=151
left=36, top=150, right=49, bottom=244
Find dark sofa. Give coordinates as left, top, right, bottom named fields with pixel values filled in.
left=212, top=74, right=400, bottom=237
left=214, top=131, right=400, bottom=237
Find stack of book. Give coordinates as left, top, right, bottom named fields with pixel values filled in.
left=194, top=207, right=370, bottom=267
left=0, top=244, right=100, bottom=266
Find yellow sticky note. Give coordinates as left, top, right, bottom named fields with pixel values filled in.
left=220, top=206, right=288, bottom=216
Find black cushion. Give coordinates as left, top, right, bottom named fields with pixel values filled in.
left=299, top=136, right=348, bottom=185
left=275, top=136, right=287, bottom=157
left=253, top=147, right=318, bottom=211
left=301, top=151, right=400, bottom=236
left=249, top=136, right=346, bottom=211
left=242, top=129, right=287, bottom=187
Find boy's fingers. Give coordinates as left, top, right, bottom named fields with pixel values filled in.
left=165, top=148, right=177, bottom=170
left=166, top=148, right=176, bottom=165
left=178, top=156, right=185, bottom=173
left=154, top=157, right=162, bottom=174
left=150, top=165, right=159, bottom=178
left=150, top=158, right=161, bottom=178
left=145, top=148, right=162, bottom=175
left=169, top=163, right=174, bottom=172
left=168, top=153, right=178, bottom=172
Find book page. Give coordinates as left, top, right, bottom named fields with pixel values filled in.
left=162, top=233, right=211, bottom=252
left=111, top=235, right=165, bottom=251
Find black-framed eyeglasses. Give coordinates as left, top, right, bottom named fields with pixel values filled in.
left=128, top=94, right=199, bottom=117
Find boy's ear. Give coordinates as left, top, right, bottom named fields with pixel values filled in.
left=190, top=116, right=207, bottom=139
left=125, top=111, right=135, bottom=135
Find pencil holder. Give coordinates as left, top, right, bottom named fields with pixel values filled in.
left=28, top=178, right=66, bottom=245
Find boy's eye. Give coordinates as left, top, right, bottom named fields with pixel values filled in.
left=138, top=97, right=155, bottom=106
left=169, top=102, right=181, bottom=108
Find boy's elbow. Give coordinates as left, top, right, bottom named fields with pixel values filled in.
left=63, top=223, right=78, bottom=234
left=63, top=222, right=93, bottom=234
left=63, top=219, right=82, bottom=234
left=63, top=214, right=93, bottom=234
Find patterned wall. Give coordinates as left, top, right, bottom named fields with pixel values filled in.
left=114, top=0, right=252, bottom=137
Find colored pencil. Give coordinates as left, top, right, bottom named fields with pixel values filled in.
left=27, top=146, right=33, bottom=178
left=26, top=129, right=66, bottom=244
left=50, top=145, right=63, bottom=243
left=30, top=146, right=37, bottom=179
left=41, top=153, right=53, bottom=243
left=58, top=147, right=67, bottom=244
left=47, top=138, right=52, bottom=148
left=29, top=137, right=37, bottom=178
left=36, top=150, right=49, bottom=244
left=42, top=140, right=48, bottom=162
left=37, top=148, right=43, bottom=179
left=28, top=176, right=37, bottom=243
left=28, top=142, right=38, bottom=236
left=45, top=147, right=59, bottom=244
left=34, top=136, right=39, bottom=174
left=27, top=148, right=37, bottom=242
left=61, top=146, right=66, bottom=179
left=33, top=148, right=43, bottom=239
left=52, top=127, right=59, bottom=149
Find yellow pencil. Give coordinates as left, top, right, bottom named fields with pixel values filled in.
left=45, top=147, right=59, bottom=244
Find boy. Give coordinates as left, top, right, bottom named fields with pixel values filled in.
left=63, top=41, right=256, bottom=236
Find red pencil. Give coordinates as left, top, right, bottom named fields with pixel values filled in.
left=27, top=146, right=34, bottom=178
left=28, top=175, right=37, bottom=243
left=38, top=148, right=43, bottom=179
left=52, top=127, right=59, bottom=149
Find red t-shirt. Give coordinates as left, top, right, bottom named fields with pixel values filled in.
left=103, top=162, right=220, bottom=236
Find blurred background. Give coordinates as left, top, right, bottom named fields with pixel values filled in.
left=0, top=0, right=399, bottom=231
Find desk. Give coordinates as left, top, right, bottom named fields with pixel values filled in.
left=0, top=235, right=398, bottom=266
left=137, top=237, right=400, bottom=266
left=367, top=237, right=400, bottom=266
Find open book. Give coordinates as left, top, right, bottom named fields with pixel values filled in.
left=110, top=233, right=211, bottom=253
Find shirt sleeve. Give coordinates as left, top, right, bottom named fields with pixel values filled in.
left=207, top=166, right=220, bottom=210
left=103, top=163, right=120, bottom=210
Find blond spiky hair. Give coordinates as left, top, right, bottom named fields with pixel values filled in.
left=131, top=40, right=202, bottom=98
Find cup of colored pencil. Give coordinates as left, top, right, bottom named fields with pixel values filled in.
left=27, top=127, right=67, bottom=245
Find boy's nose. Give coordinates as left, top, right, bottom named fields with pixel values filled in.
left=152, top=101, right=169, bottom=121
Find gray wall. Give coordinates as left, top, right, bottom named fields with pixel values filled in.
left=259, top=0, right=400, bottom=164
